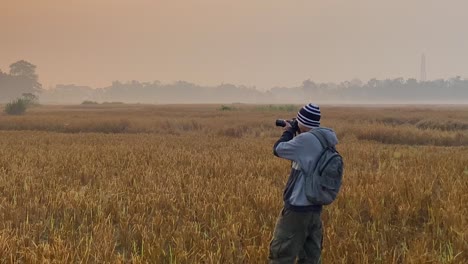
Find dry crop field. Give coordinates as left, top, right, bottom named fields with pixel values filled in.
left=0, top=104, right=467, bottom=263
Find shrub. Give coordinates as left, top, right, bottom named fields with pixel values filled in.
left=415, top=119, right=468, bottom=131
left=220, top=105, right=235, bottom=111
left=255, top=104, right=297, bottom=112
left=81, top=100, right=99, bottom=105
left=4, top=98, right=28, bottom=115
left=102, top=102, right=124, bottom=105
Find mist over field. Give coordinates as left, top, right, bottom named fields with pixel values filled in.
left=39, top=77, right=468, bottom=104
left=1, top=67, right=467, bottom=104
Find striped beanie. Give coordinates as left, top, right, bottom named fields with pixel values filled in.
left=297, top=103, right=321, bottom=128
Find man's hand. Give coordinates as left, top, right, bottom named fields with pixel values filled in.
left=283, top=120, right=292, bottom=131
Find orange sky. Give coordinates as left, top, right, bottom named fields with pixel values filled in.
left=1, top=0, right=467, bottom=89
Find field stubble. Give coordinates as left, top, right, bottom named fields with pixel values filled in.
left=0, top=104, right=467, bottom=263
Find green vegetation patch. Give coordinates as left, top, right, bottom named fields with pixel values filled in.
left=4, top=98, right=29, bottom=115
left=255, top=104, right=297, bottom=112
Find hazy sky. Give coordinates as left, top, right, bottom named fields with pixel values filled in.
left=1, top=0, right=467, bottom=90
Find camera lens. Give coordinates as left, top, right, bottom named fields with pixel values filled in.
left=275, top=120, right=286, bottom=127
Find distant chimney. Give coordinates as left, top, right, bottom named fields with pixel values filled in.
left=420, top=53, right=427, bottom=82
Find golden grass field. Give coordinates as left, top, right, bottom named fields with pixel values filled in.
left=0, top=104, right=467, bottom=263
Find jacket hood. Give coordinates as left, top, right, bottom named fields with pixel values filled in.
left=308, top=127, right=338, bottom=146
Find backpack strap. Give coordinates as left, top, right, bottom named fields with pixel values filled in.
left=310, top=129, right=330, bottom=149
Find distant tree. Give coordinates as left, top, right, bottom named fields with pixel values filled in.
left=350, top=78, right=363, bottom=87
left=81, top=100, right=99, bottom=105
left=9, top=60, right=42, bottom=90
left=112, top=80, right=123, bottom=87
left=10, top=60, right=38, bottom=80
left=302, top=79, right=317, bottom=91
left=406, top=78, right=418, bottom=86
left=367, top=78, right=379, bottom=89
left=0, top=61, right=43, bottom=103
left=22, top=92, right=39, bottom=105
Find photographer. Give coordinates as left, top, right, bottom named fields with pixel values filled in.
left=269, top=103, right=338, bottom=264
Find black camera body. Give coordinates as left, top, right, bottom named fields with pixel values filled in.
left=275, top=118, right=299, bottom=133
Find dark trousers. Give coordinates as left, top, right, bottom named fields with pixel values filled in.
left=269, top=207, right=322, bottom=264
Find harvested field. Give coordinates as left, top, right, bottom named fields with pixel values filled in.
left=0, top=104, right=467, bottom=263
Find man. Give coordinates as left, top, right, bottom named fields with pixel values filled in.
left=269, top=103, right=338, bottom=264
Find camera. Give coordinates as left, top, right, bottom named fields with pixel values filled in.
left=275, top=118, right=299, bottom=133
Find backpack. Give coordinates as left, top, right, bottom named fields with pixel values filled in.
left=303, top=129, right=344, bottom=205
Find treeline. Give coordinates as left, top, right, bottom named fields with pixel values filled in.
left=42, top=81, right=266, bottom=104
left=41, top=78, right=468, bottom=104
left=1, top=60, right=467, bottom=104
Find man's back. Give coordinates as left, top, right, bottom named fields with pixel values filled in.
left=274, top=127, right=338, bottom=210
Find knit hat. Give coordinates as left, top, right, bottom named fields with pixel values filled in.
left=297, top=103, right=321, bottom=128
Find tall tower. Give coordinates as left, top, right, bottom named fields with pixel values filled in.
left=420, top=53, right=427, bottom=82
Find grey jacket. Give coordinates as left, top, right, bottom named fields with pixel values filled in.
left=274, top=127, right=338, bottom=212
